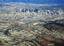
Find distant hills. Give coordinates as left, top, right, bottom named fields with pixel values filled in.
left=0, top=3, right=64, bottom=15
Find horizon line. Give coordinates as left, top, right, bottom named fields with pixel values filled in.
left=0, top=2, right=64, bottom=6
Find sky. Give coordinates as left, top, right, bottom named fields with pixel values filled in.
left=0, top=0, right=64, bottom=5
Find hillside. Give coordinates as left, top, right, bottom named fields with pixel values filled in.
left=0, top=3, right=64, bottom=46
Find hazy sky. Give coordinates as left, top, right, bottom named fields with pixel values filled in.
left=0, top=0, right=64, bottom=4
